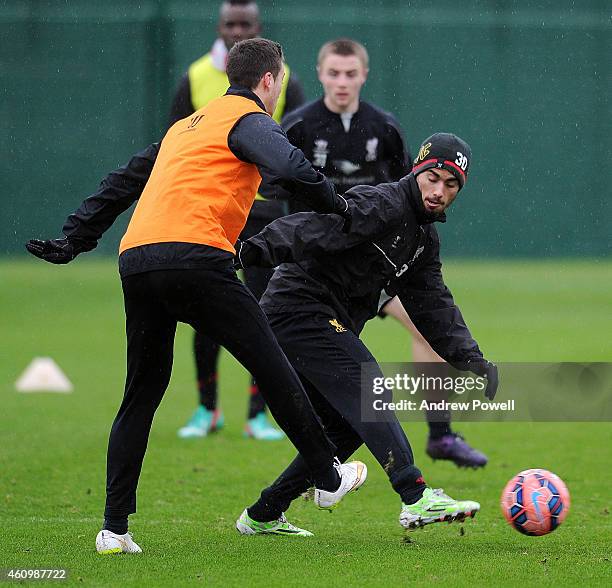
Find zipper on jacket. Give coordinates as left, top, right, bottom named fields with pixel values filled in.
left=370, top=242, right=398, bottom=270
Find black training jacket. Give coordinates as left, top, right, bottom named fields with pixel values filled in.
left=243, top=173, right=483, bottom=365
left=262, top=98, right=411, bottom=210
left=61, top=87, right=341, bottom=277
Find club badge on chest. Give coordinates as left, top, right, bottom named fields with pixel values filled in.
left=365, top=137, right=379, bottom=162
left=313, top=139, right=329, bottom=167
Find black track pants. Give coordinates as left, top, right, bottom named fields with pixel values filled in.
left=250, top=312, right=423, bottom=518
left=104, top=268, right=334, bottom=518
left=193, top=211, right=276, bottom=417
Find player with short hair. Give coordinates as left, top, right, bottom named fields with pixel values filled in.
left=171, top=0, right=307, bottom=441
left=26, top=38, right=365, bottom=554
left=234, top=133, right=498, bottom=535
left=276, top=37, right=487, bottom=468
left=170, top=0, right=305, bottom=126
left=280, top=38, right=407, bottom=209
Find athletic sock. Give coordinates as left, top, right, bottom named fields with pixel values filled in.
left=247, top=380, right=267, bottom=420
left=103, top=517, right=128, bottom=535
left=400, top=482, right=427, bottom=505
left=194, top=332, right=220, bottom=410
left=390, top=466, right=427, bottom=504
left=247, top=501, right=282, bottom=523
left=315, top=466, right=341, bottom=493
left=427, top=420, right=452, bottom=439
left=199, top=372, right=218, bottom=411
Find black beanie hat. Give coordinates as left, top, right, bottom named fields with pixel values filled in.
left=412, top=132, right=472, bottom=188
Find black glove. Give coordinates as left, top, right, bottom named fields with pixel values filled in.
left=467, top=358, right=499, bottom=400
left=25, top=237, right=95, bottom=264
left=233, top=239, right=258, bottom=270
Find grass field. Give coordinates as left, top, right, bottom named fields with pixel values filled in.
left=1, top=258, right=611, bottom=586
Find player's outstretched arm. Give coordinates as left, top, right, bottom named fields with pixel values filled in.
left=26, top=142, right=160, bottom=264
left=234, top=212, right=348, bottom=269
left=235, top=182, right=408, bottom=269
left=26, top=237, right=96, bottom=264
left=396, top=230, right=498, bottom=399
left=463, top=358, right=499, bottom=400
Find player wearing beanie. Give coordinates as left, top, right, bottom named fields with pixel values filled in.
left=277, top=39, right=487, bottom=469
left=412, top=132, right=471, bottom=188
left=234, top=132, right=498, bottom=535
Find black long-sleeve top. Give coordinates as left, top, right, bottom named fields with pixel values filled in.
left=242, top=174, right=483, bottom=365
left=259, top=98, right=411, bottom=208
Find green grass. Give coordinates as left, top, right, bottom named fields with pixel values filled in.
left=1, top=258, right=611, bottom=586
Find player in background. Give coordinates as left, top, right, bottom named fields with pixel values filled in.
left=234, top=133, right=498, bottom=535
left=26, top=38, right=366, bottom=554
left=275, top=38, right=487, bottom=468
left=171, top=0, right=306, bottom=441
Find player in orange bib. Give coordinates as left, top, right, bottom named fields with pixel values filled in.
left=27, top=38, right=365, bottom=554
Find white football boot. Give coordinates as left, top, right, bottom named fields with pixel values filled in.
left=95, top=530, right=142, bottom=554
left=314, top=458, right=367, bottom=510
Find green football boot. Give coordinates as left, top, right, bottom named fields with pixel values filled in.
left=235, top=509, right=313, bottom=536
left=400, top=487, right=480, bottom=530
